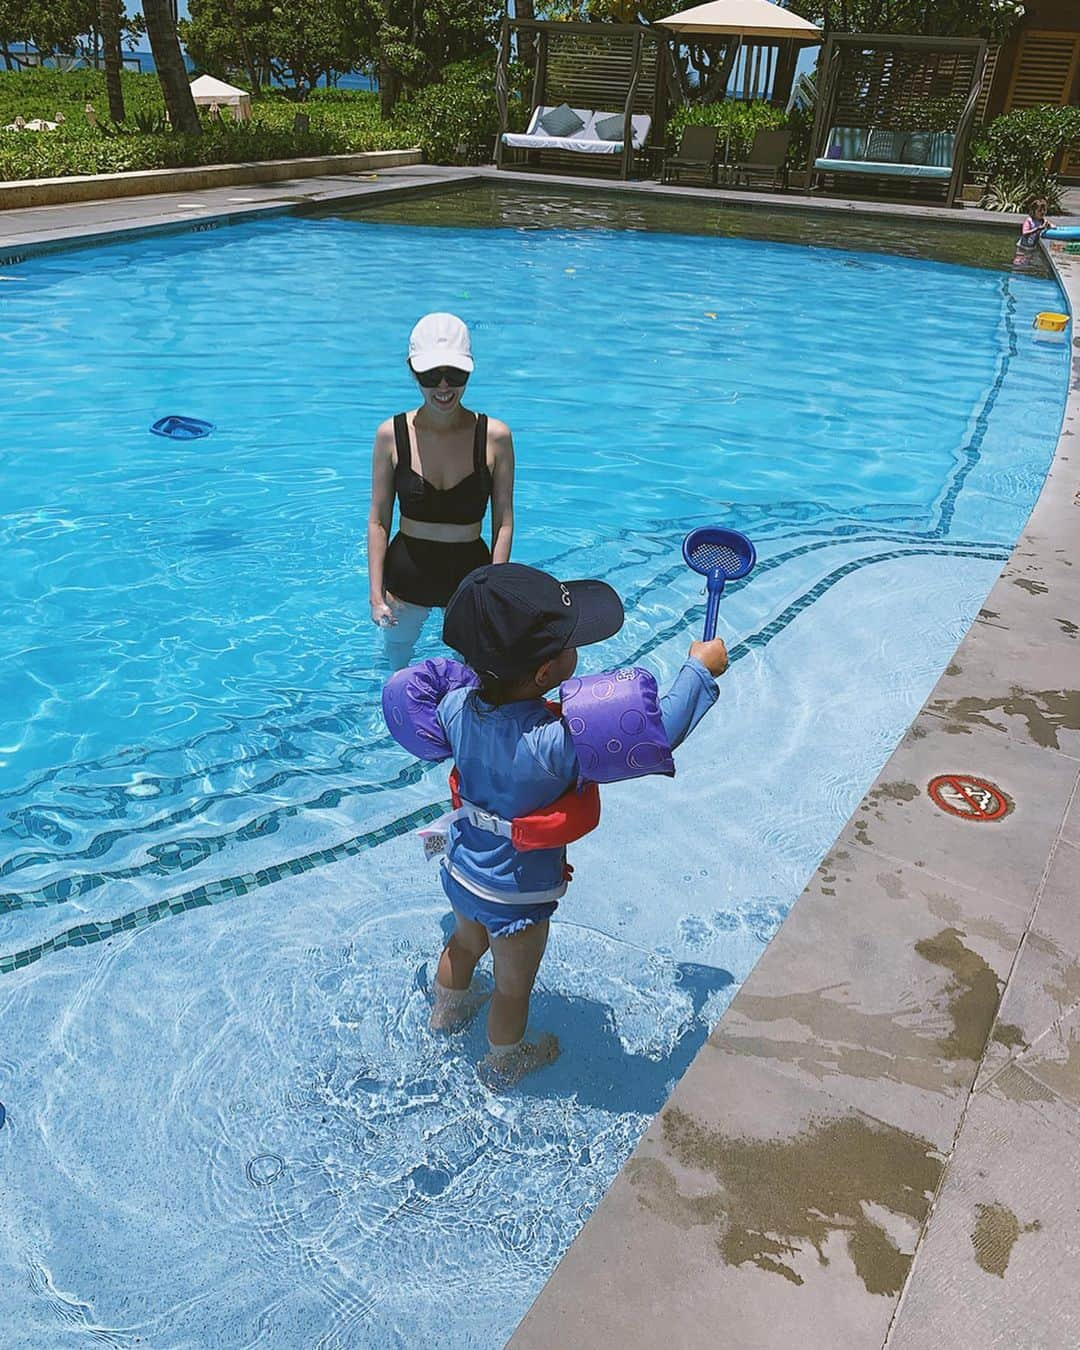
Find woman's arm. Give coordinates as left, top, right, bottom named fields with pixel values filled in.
left=488, top=418, right=515, bottom=565
left=367, top=420, right=397, bottom=625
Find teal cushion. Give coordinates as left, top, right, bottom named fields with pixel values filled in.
left=866, top=129, right=904, bottom=163
left=928, top=131, right=955, bottom=168
left=901, top=132, right=932, bottom=165
left=539, top=103, right=584, bottom=138
left=594, top=113, right=624, bottom=143
left=815, top=157, right=952, bottom=179
left=826, top=126, right=867, bottom=159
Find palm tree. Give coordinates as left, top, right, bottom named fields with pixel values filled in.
left=142, top=0, right=201, bottom=134
left=98, top=0, right=125, bottom=123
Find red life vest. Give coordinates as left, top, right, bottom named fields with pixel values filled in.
left=447, top=765, right=601, bottom=852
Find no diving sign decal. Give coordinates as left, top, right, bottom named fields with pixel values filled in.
left=927, top=774, right=1011, bottom=822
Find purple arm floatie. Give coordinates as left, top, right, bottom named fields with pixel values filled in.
left=561, top=667, right=674, bottom=783
left=381, top=657, right=478, bottom=761
left=382, top=660, right=675, bottom=783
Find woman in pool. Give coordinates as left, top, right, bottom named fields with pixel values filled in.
left=367, top=313, right=515, bottom=669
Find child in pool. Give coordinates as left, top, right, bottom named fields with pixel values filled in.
left=1013, top=197, right=1053, bottom=267
left=428, top=562, right=730, bottom=1085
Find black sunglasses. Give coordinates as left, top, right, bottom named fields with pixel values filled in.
left=412, top=365, right=470, bottom=389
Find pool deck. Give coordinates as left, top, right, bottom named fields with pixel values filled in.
left=8, top=166, right=1080, bottom=1349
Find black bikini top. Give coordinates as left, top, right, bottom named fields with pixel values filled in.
left=393, top=412, right=492, bottom=526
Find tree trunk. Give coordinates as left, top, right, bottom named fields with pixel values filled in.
left=142, top=0, right=201, bottom=134
left=378, top=56, right=400, bottom=118
left=223, top=0, right=260, bottom=95
left=516, top=0, right=536, bottom=72
left=98, top=0, right=125, bottom=123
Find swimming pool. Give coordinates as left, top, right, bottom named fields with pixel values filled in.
left=0, top=186, right=1068, bottom=1346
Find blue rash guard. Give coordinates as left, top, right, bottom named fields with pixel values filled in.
left=435, top=657, right=718, bottom=928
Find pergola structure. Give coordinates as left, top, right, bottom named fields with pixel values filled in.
left=494, top=18, right=672, bottom=179
left=809, top=33, right=987, bottom=207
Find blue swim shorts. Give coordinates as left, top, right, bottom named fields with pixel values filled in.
left=440, top=866, right=558, bottom=939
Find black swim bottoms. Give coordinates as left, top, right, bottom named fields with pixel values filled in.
left=383, top=532, right=492, bottom=609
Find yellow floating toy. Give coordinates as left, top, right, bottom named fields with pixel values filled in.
left=1034, top=312, right=1068, bottom=332
left=1033, top=311, right=1069, bottom=344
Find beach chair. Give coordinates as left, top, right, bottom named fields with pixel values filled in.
left=725, top=129, right=792, bottom=190
left=659, top=124, right=719, bottom=186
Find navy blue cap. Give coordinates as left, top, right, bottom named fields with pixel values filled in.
left=442, top=563, right=624, bottom=678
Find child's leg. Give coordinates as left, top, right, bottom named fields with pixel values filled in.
left=430, top=911, right=490, bottom=1032
left=437, top=911, right=489, bottom=991
left=482, top=920, right=560, bottom=1086
left=488, top=920, right=549, bottom=1045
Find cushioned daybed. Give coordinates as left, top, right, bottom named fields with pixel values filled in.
left=502, top=104, right=652, bottom=158
left=814, top=126, right=956, bottom=182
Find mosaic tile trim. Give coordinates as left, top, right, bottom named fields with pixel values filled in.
left=0, top=527, right=1004, bottom=896
left=0, top=798, right=448, bottom=974
left=0, top=543, right=1008, bottom=977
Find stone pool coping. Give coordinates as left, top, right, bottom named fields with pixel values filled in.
left=0, top=148, right=422, bottom=210
left=7, top=166, right=1078, bottom=1347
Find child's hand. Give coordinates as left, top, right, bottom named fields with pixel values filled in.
left=689, top=638, right=729, bottom=677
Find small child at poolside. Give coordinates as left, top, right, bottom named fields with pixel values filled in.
left=1013, top=197, right=1053, bottom=267
left=428, top=562, right=729, bottom=1085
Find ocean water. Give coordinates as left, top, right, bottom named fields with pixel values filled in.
left=0, top=190, right=1067, bottom=1346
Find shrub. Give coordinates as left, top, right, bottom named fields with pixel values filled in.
left=394, top=57, right=527, bottom=166
left=969, top=104, right=1080, bottom=210
left=980, top=175, right=1063, bottom=214
left=666, top=100, right=788, bottom=162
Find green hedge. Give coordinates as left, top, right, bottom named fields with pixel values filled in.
left=0, top=69, right=416, bottom=181
left=666, top=100, right=788, bottom=160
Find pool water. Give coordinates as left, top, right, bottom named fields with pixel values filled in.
left=0, top=189, right=1068, bottom=1346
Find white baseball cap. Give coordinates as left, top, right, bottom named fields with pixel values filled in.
left=407, top=312, right=474, bottom=374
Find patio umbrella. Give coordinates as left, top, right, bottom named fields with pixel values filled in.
left=656, top=0, right=820, bottom=42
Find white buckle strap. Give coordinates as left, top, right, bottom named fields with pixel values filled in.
left=418, top=798, right=514, bottom=862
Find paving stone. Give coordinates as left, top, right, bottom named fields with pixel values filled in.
left=511, top=1051, right=939, bottom=1350
left=924, top=624, right=1080, bottom=761
left=885, top=1074, right=1080, bottom=1350
left=709, top=844, right=1025, bottom=1149
left=834, top=711, right=1076, bottom=910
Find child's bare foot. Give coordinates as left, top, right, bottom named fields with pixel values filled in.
left=429, top=979, right=490, bottom=1033
left=479, top=1033, right=560, bottom=1089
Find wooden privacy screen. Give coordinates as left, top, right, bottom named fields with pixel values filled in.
left=832, top=46, right=984, bottom=132
left=544, top=29, right=660, bottom=115
left=1006, top=30, right=1080, bottom=109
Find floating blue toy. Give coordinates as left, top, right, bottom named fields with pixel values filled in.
left=1043, top=226, right=1080, bottom=242
left=683, top=527, right=756, bottom=640
left=150, top=415, right=215, bottom=440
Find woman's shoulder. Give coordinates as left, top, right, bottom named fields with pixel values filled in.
left=373, top=415, right=401, bottom=454
left=483, top=414, right=511, bottom=438
left=481, top=414, right=513, bottom=456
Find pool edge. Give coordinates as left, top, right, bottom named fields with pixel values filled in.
left=508, top=245, right=1080, bottom=1345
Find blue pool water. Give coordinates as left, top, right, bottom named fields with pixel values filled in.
left=0, top=195, right=1068, bottom=1346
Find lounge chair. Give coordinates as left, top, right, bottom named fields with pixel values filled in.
left=724, top=128, right=792, bottom=190
left=658, top=124, right=719, bottom=186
